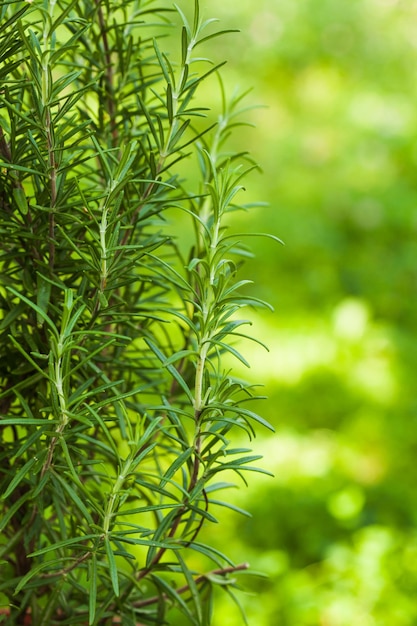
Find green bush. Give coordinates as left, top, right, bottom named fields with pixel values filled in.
left=0, top=1, right=275, bottom=624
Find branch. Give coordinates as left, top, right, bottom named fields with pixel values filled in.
left=40, top=550, right=91, bottom=579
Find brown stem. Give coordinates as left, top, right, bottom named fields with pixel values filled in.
left=189, top=430, right=202, bottom=492
left=39, top=550, right=91, bottom=579
left=0, top=124, right=12, bottom=161
left=48, top=211, right=55, bottom=270
left=29, top=422, right=65, bottom=526
left=40, top=422, right=65, bottom=481
left=184, top=487, right=208, bottom=548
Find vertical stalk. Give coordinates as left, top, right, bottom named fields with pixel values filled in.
left=40, top=291, right=74, bottom=480
left=96, top=0, right=118, bottom=145
left=41, top=0, right=58, bottom=270
left=194, top=342, right=209, bottom=416
left=102, top=458, right=133, bottom=535
left=40, top=338, right=69, bottom=479
left=100, top=203, right=109, bottom=294
left=46, top=108, right=57, bottom=270
left=189, top=343, right=209, bottom=492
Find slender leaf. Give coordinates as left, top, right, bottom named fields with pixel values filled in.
left=105, top=537, right=119, bottom=597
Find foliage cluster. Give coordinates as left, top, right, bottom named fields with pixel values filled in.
left=0, top=1, right=273, bottom=624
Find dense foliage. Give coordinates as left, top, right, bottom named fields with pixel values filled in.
left=0, top=1, right=274, bottom=624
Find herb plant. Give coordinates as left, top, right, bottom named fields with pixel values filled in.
left=0, top=0, right=275, bottom=624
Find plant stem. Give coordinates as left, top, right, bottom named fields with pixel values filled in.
left=103, top=464, right=131, bottom=535
left=41, top=332, right=70, bottom=479
left=40, top=550, right=91, bottom=579
left=42, top=1, right=58, bottom=271
left=96, top=0, right=118, bottom=145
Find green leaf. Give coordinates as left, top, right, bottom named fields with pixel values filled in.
left=150, top=573, right=199, bottom=625
left=195, top=29, right=240, bottom=48
left=8, top=334, right=52, bottom=380
left=89, top=554, right=97, bottom=625
left=6, top=287, right=58, bottom=336
left=36, top=273, right=52, bottom=327
left=14, top=558, right=68, bottom=595
left=207, top=498, right=251, bottom=517
left=166, top=82, right=174, bottom=124
left=187, top=541, right=235, bottom=567
left=29, top=534, right=99, bottom=557
left=1, top=457, right=36, bottom=500
left=163, top=349, right=197, bottom=366
left=181, top=25, right=188, bottom=65
left=0, top=418, right=52, bottom=426
left=224, top=586, right=249, bottom=626
left=208, top=339, right=251, bottom=368
left=168, top=118, right=190, bottom=152
left=105, top=537, right=119, bottom=597
left=160, top=447, right=194, bottom=489
left=144, top=338, right=194, bottom=403
left=0, top=300, right=26, bottom=331
left=210, top=403, right=275, bottom=432
left=12, top=186, right=28, bottom=215
left=0, top=492, right=31, bottom=532
left=176, top=551, right=202, bottom=622
left=174, top=3, right=191, bottom=38
left=153, top=38, right=171, bottom=85
left=52, top=474, right=94, bottom=525
left=193, top=0, right=200, bottom=35
left=222, top=231, right=285, bottom=246
left=201, top=581, right=214, bottom=626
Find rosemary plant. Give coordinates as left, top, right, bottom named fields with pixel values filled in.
left=0, top=1, right=276, bottom=624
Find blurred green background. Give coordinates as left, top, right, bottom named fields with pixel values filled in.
left=185, top=0, right=417, bottom=624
